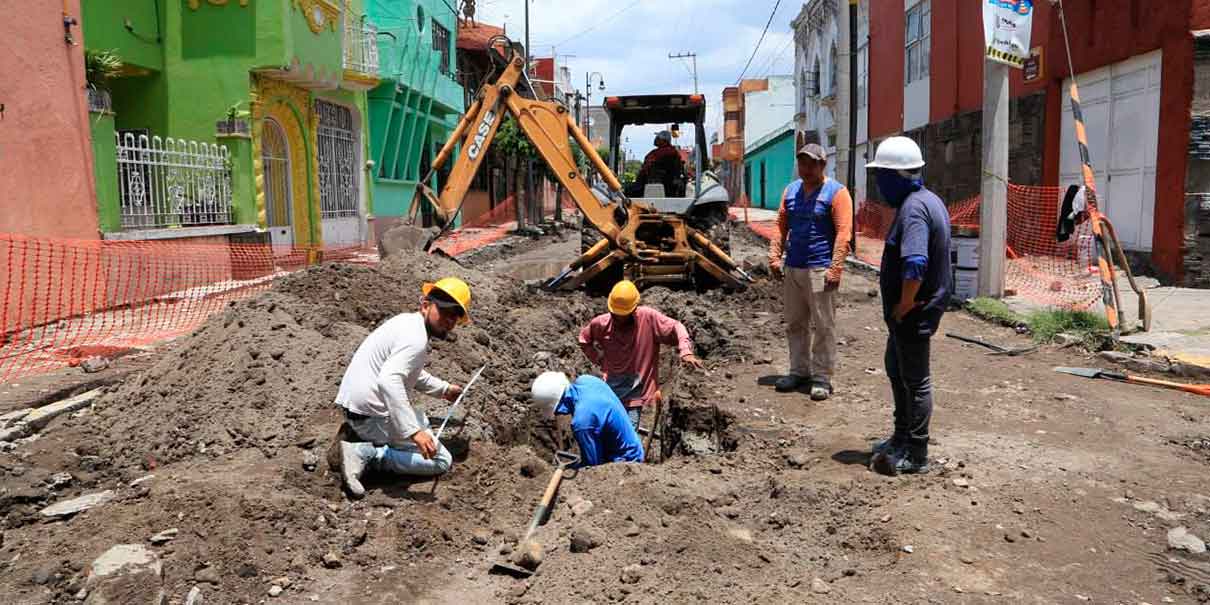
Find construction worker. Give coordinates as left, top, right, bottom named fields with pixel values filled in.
left=531, top=371, right=644, bottom=467
left=630, top=130, right=686, bottom=197
left=333, top=277, right=473, bottom=498
left=769, top=143, right=853, bottom=401
left=865, top=136, right=952, bottom=476
left=578, top=280, right=703, bottom=428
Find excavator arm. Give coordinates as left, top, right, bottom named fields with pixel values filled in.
left=410, top=38, right=751, bottom=291
left=412, top=43, right=622, bottom=246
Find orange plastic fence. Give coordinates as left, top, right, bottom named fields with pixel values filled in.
left=0, top=233, right=375, bottom=384
left=853, top=184, right=1099, bottom=308
left=431, top=188, right=577, bottom=257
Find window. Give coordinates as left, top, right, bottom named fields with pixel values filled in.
left=432, top=21, right=451, bottom=75
left=904, top=0, right=930, bottom=85
left=828, top=44, right=838, bottom=97
left=812, top=57, right=821, bottom=96
left=857, top=1, right=869, bottom=107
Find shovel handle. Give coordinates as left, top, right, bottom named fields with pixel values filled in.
left=1127, top=375, right=1210, bottom=397
left=521, top=463, right=566, bottom=543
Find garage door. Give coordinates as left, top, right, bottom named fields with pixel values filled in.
left=1060, top=49, right=1162, bottom=251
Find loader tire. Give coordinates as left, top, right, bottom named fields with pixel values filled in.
left=688, top=205, right=732, bottom=256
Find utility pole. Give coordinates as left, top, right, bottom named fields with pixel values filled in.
left=523, top=0, right=530, bottom=73
left=979, top=59, right=1009, bottom=297
left=668, top=52, right=699, bottom=94
left=846, top=0, right=858, bottom=255
left=585, top=71, right=605, bottom=142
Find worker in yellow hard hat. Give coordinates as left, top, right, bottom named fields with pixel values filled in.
left=578, top=279, right=703, bottom=429
left=331, top=276, right=472, bottom=499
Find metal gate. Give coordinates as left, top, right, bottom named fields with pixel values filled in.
left=317, top=100, right=358, bottom=217
left=261, top=118, right=293, bottom=246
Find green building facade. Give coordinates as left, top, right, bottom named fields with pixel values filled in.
left=365, top=0, right=464, bottom=235
left=743, top=125, right=797, bottom=210
left=83, top=0, right=384, bottom=250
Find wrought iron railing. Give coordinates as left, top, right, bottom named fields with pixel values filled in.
left=343, top=17, right=379, bottom=75
left=115, top=133, right=233, bottom=230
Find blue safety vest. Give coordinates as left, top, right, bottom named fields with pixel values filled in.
left=784, top=177, right=843, bottom=269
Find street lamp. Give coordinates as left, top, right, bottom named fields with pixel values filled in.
left=585, top=71, right=605, bottom=141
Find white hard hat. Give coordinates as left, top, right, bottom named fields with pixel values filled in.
left=531, top=371, right=570, bottom=418
left=865, top=136, right=925, bottom=171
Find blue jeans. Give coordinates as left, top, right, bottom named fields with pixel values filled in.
left=346, top=412, right=452, bottom=477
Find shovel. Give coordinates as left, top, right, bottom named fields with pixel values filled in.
left=1053, top=367, right=1210, bottom=398
left=489, top=450, right=581, bottom=578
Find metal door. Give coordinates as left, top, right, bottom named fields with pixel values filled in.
left=1061, top=50, right=1162, bottom=250
left=262, top=118, right=293, bottom=247
left=316, top=99, right=361, bottom=246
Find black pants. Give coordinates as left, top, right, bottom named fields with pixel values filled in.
left=884, top=314, right=939, bottom=460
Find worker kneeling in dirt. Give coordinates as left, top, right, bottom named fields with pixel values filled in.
left=333, top=277, right=472, bottom=498
left=578, top=280, right=704, bottom=429
left=531, top=371, right=644, bottom=467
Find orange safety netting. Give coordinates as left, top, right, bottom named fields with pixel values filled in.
left=430, top=187, right=578, bottom=257
left=853, top=184, right=1099, bottom=308
left=0, top=233, right=381, bottom=384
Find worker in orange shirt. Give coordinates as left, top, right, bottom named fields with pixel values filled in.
left=768, top=144, right=853, bottom=401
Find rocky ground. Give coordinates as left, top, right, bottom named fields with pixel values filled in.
left=1, top=226, right=1209, bottom=604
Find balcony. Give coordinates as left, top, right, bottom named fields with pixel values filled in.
left=342, top=17, right=380, bottom=91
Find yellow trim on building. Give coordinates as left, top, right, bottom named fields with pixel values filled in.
left=293, top=0, right=342, bottom=34
left=253, top=76, right=322, bottom=247
left=342, top=70, right=381, bottom=88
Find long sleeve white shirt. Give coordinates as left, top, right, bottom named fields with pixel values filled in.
left=334, top=312, right=450, bottom=438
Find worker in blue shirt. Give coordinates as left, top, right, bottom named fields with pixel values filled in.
left=531, top=372, right=644, bottom=467
left=864, top=136, right=952, bottom=476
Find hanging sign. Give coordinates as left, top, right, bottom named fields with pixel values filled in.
left=983, top=0, right=1034, bottom=68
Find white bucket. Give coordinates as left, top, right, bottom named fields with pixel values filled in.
left=953, top=267, right=978, bottom=302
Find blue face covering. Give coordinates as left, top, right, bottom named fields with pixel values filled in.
left=876, top=169, right=923, bottom=207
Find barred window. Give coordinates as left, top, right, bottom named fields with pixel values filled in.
left=432, top=21, right=451, bottom=75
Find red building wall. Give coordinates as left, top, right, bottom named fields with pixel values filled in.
left=867, top=0, right=905, bottom=139
left=897, top=0, right=1198, bottom=280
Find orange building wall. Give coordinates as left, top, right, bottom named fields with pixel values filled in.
left=0, top=0, right=98, bottom=240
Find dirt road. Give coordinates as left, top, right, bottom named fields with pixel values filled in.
left=1, top=230, right=1208, bottom=604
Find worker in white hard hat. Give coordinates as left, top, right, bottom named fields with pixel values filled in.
left=531, top=371, right=644, bottom=467
left=768, top=143, right=854, bottom=401
left=332, top=277, right=473, bottom=499
left=864, top=136, right=953, bottom=476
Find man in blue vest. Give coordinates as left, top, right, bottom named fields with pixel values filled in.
left=865, top=136, right=952, bottom=476
left=768, top=143, right=853, bottom=401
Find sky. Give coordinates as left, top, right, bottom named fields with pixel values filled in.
left=469, top=0, right=799, bottom=157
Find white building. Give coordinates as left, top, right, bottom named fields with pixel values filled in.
left=743, top=75, right=797, bottom=151
left=791, top=0, right=869, bottom=200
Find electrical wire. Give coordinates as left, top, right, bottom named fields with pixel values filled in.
left=553, top=0, right=643, bottom=47
left=735, top=0, right=783, bottom=83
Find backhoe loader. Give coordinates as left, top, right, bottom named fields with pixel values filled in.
left=404, top=37, right=751, bottom=292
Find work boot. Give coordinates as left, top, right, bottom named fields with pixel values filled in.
left=775, top=375, right=805, bottom=392
left=809, top=379, right=833, bottom=401
left=871, top=447, right=930, bottom=476
left=340, top=441, right=377, bottom=499
left=870, top=433, right=905, bottom=456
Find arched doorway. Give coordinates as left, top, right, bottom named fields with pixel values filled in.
left=262, top=118, right=293, bottom=247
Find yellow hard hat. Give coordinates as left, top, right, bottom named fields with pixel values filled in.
left=607, top=280, right=640, bottom=316
left=422, top=277, right=472, bottom=323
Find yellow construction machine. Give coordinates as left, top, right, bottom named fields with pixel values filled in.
left=406, top=37, right=751, bottom=292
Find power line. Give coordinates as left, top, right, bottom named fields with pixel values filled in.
left=735, top=0, right=783, bottom=84
left=554, top=0, right=643, bottom=47
left=759, top=34, right=795, bottom=78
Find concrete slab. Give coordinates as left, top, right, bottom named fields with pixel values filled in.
left=1005, top=272, right=1210, bottom=371
left=40, top=490, right=115, bottom=518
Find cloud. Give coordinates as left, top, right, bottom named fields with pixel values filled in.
left=471, top=0, right=799, bottom=155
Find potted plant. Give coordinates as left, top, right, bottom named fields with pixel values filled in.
left=85, top=49, right=122, bottom=112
